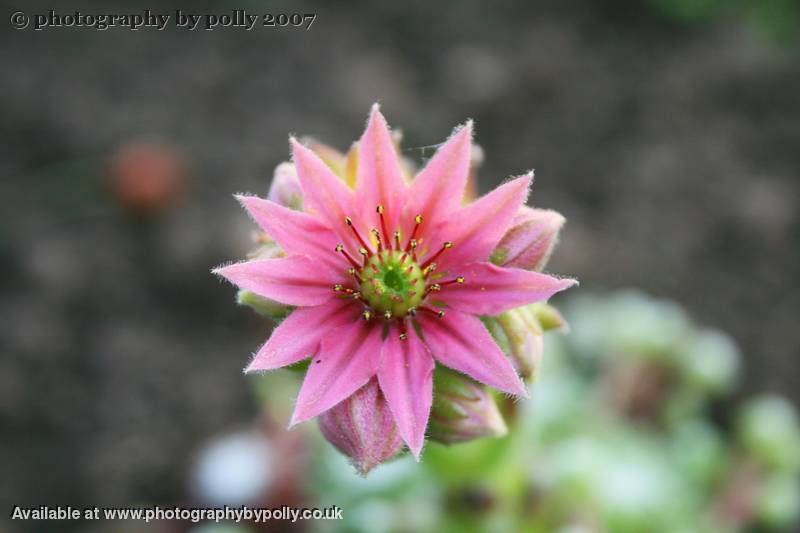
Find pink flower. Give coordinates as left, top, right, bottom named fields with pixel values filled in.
left=214, top=105, right=576, bottom=459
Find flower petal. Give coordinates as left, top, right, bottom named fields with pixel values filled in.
left=378, top=326, right=435, bottom=459
left=495, top=206, right=565, bottom=271
left=236, top=195, right=342, bottom=274
left=302, top=137, right=347, bottom=179
left=355, top=104, right=407, bottom=235
left=291, top=138, right=359, bottom=250
left=246, top=298, right=359, bottom=372
left=421, top=310, right=528, bottom=397
left=290, top=321, right=383, bottom=426
left=439, top=262, right=577, bottom=316
left=403, top=121, right=472, bottom=233
left=213, top=255, right=340, bottom=307
left=427, top=174, right=532, bottom=271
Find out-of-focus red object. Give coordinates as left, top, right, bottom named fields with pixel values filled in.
left=109, top=141, right=185, bottom=213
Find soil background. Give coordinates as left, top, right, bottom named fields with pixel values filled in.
left=2, top=0, right=798, bottom=524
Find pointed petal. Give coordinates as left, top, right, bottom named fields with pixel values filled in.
left=440, top=262, right=577, bottom=316
left=213, top=256, right=340, bottom=307
left=302, top=137, right=347, bottom=179
left=427, top=174, right=532, bottom=270
left=355, top=104, right=407, bottom=235
left=378, top=326, right=434, bottom=459
left=236, top=195, right=342, bottom=274
left=291, top=138, right=359, bottom=249
left=404, top=121, right=472, bottom=233
left=421, top=310, right=528, bottom=397
left=290, top=321, right=383, bottom=426
left=246, top=298, right=359, bottom=372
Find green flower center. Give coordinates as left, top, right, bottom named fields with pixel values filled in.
left=330, top=206, right=462, bottom=329
left=360, top=250, right=425, bottom=317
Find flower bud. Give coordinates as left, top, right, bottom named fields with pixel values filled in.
left=428, top=367, right=507, bottom=444
left=267, top=162, right=303, bottom=210
left=495, top=305, right=545, bottom=381
left=302, top=137, right=347, bottom=179
left=490, top=206, right=565, bottom=272
left=236, top=290, right=291, bottom=320
left=530, top=302, right=568, bottom=332
left=246, top=235, right=285, bottom=261
left=318, top=379, right=404, bottom=476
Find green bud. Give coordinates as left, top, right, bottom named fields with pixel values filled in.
left=496, top=305, right=544, bottom=381
left=428, top=367, right=507, bottom=444
left=530, top=302, right=568, bottom=332
left=236, top=290, right=292, bottom=320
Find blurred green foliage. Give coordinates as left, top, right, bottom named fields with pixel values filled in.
left=305, top=290, right=800, bottom=533
left=645, top=0, right=800, bottom=41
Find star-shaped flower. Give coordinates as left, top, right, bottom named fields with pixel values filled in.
left=214, top=105, right=576, bottom=459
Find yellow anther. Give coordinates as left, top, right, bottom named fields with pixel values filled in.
left=359, top=247, right=368, bottom=256
left=335, top=244, right=344, bottom=252
left=415, top=214, right=423, bottom=224
left=362, top=310, right=372, bottom=320
left=443, top=241, right=453, bottom=249
left=345, top=216, right=353, bottom=226
left=383, top=310, right=392, bottom=321
left=409, top=239, right=418, bottom=249
left=399, top=332, right=408, bottom=340
left=376, top=205, right=385, bottom=214
left=333, top=284, right=344, bottom=292
left=456, top=276, right=465, bottom=283
left=437, top=310, right=445, bottom=318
